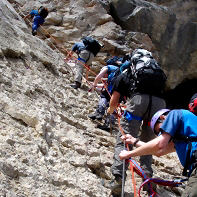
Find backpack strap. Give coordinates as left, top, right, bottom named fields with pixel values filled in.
left=78, top=57, right=86, bottom=63
left=174, top=136, right=197, bottom=142
left=142, top=95, right=152, bottom=126
left=182, top=142, right=192, bottom=176
left=174, top=136, right=197, bottom=177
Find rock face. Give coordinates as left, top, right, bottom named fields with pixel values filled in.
left=0, top=0, right=193, bottom=196
left=110, top=0, right=197, bottom=89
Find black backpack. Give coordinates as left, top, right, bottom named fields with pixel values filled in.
left=106, top=56, right=121, bottom=66
left=128, top=49, right=167, bottom=96
left=82, top=36, right=102, bottom=56
left=39, top=6, right=48, bottom=19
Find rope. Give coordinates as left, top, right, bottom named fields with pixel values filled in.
left=17, top=8, right=75, bottom=74
left=130, top=161, right=137, bottom=197
left=18, top=8, right=95, bottom=81
left=117, top=116, right=137, bottom=197
left=128, top=158, right=186, bottom=197
left=35, top=20, right=112, bottom=99
left=121, top=141, right=126, bottom=197
left=17, top=7, right=105, bottom=101
left=115, top=103, right=186, bottom=197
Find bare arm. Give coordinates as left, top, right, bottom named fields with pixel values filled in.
left=119, top=133, right=175, bottom=160
left=89, top=67, right=108, bottom=91
left=23, top=14, right=31, bottom=20
left=107, top=91, right=120, bottom=114
left=121, top=134, right=146, bottom=147
left=93, top=67, right=108, bottom=87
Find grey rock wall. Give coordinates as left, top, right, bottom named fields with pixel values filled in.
left=110, top=0, right=197, bottom=88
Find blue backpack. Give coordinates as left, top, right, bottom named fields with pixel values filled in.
left=107, top=65, right=121, bottom=93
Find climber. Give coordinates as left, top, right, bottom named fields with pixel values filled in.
left=88, top=65, right=119, bottom=131
left=69, top=36, right=102, bottom=89
left=88, top=56, right=127, bottom=131
left=119, top=108, right=197, bottom=197
left=107, top=49, right=167, bottom=195
left=24, top=6, right=49, bottom=36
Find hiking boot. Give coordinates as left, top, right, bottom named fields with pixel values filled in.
left=88, top=112, right=98, bottom=120
left=88, top=112, right=103, bottom=120
left=97, top=123, right=110, bottom=132
left=70, top=81, right=81, bottom=89
left=95, top=113, right=103, bottom=120
left=107, top=175, right=122, bottom=195
left=32, top=30, right=37, bottom=36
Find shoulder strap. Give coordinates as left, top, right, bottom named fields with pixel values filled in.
left=174, top=136, right=197, bottom=142
left=142, top=95, right=152, bottom=120
left=182, top=142, right=192, bottom=177
left=174, top=135, right=197, bottom=177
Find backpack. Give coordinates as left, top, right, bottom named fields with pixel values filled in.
left=128, top=49, right=167, bottom=96
left=39, top=6, right=48, bottom=19
left=107, top=66, right=121, bottom=93
left=82, top=36, right=102, bottom=56
left=189, top=93, right=197, bottom=115
left=101, top=66, right=121, bottom=100
left=106, top=56, right=121, bottom=67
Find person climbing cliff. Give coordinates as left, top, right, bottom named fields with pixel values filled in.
left=24, top=6, right=48, bottom=36
left=119, top=108, right=197, bottom=197
left=69, top=36, right=103, bottom=89
left=107, top=48, right=167, bottom=195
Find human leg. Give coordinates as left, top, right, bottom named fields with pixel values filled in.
left=109, top=116, right=141, bottom=195
left=74, top=50, right=94, bottom=84
left=181, top=168, right=197, bottom=197
left=139, top=95, right=166, bottom=176
left=111, top=120, right=132, bottom=177
left=74, top=59, right=84, bottom=85
left=139, top=125, right=155, bottom=176
left=110, top=131, right=126, bottom=195
left=32, top=23, right=38, bottom=36
left=88, top=97, right=108, bottom=120
left=111, top=94, right=153, bottom=176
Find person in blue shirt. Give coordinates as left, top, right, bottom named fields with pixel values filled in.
left=88, top=64, right=121, bottom=131
left=24, top=6, right=48, bottom=36
left=119, top=109, right=197, bottom=197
